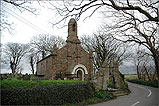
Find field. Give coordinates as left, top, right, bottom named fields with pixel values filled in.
left=125, top=74, right=158, bottom=88
left=0, top=78, right=84, bottom=89
left=124, top=74, right=138, bottom=80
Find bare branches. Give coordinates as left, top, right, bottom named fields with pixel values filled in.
left=109, top=0, right=158, bottom=22
left=30, top=34, right=66, bottom=59
left=80, top=31, right=130, bottom=71
left=51, top=0, right=158, bottom=27
left=1, top=0, right=41, bottom=34
left=2, top=43, right=30, bottom=74
left=132, top=46, right=156, bottom=80
left=2, top=0, right=37, bottom=14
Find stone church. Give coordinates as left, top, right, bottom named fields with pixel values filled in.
left=36, top=18, right=93, bottom=81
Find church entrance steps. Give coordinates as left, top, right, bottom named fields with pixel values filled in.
left=108, top=88, right=129, bottom=97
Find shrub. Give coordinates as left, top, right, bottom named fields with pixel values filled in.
left=125, top=81, right=128, bottom=89
left=108, top=80, right=114, bottom=88
left=127, top=79, right=159, bottom=88
left=1, top=83, right=93, bottom=105
left=72, top=90, right=113, bottom=105
left=94, top=90, right=113, bottom=100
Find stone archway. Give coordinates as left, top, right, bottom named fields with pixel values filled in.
left=72, top=64, right=88, bottom=74
left=71, top=64, right=88, bottom=81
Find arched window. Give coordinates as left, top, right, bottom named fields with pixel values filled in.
left=72, top=24, right=75, bottom=31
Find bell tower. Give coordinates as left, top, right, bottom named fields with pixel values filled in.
left=66, top=18, right=80, bottom=44
left=68, top=18, right=77, bottom=37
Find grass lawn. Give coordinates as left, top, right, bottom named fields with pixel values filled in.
left=0, top=78, right=85, bottom=89
left=124, top=74, right=138, bottom=80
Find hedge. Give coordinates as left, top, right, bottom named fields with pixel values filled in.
left=1, top=83, right=94, bottom=105
left=127, top=79, right=159, bottom=88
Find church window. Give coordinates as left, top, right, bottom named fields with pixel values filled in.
left=72, top=24, right=75, bottom=31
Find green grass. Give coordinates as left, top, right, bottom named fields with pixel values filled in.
left=127, top=79, right=158, bottom=88
left=108, top=80, right=114, bottom=88
left=0, top=79, right=85, bottom=89
left=124, top=74, right=138, bottom=80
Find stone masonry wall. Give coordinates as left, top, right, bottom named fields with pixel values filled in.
left=36, top=18, right=93, bottom=80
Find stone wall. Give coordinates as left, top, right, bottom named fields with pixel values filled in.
left=92, top=60, right=127, bottom=90
left=111, top=66, right=126, bottom=89
left=92, top=60, right=109, bottom=90
left=37, top=55, right=54, bottom=80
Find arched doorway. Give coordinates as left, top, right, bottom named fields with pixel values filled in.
left=77, top=70, right=83, bottom=80
left=72, top=64, right=88, bottom=81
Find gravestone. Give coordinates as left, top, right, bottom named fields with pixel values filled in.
left=17, top=74, right=23, bottom=80
left=7, top=73, right=14, bottom=80
left=23, top=74, right=31, bottom=80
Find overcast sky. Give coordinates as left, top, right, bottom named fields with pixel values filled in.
left=1, top=1, right=136, bottom=74
left=1, top=1, right=102, bottom=44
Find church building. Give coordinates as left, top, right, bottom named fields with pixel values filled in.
left=36, top=18, right=93, bottom=81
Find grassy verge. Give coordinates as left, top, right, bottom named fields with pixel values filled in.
left=124, top=74, right=138, bottom=80
left=126, top=79, right=158, bottom=88
left=125, top=74, right=158, bottom=88
left=0, top=78, right=85, bottom=89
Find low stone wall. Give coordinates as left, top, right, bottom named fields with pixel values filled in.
left=0, top=73, right=31, bottom=80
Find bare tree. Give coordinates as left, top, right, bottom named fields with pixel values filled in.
left=28, top=34, right=65, bottom=74
left=27, top=48, right=39, bottom=75
left=80, top=34, right=94, bottom=53
left=133, top=46, right=156, bottom=80
left=80, top=31, right=131, bottom=72
left=133, top=49, right=142, bottom=80
left=52, top=0, right=159, bottom=80
left=3, top=42, right=30, bottom=74
left=30, top=34, right=65, bottom=59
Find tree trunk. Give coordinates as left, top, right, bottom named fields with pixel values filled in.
left=30, top=56, right=35, bottom=74
left=10, top=62, right=16, bottom=74
left=136, top=65, right=141, bottom=79
left=151, top=50, right=159, bottom=81
left=152, top=71, right=156, bottom=81
left=31, top=64, right=35, bottom=75
left=154, top=58, right=159, bottom=80
left=144, top=66, right=150, bottom=81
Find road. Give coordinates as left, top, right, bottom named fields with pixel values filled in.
left=89, top=82, right=159, bottom=106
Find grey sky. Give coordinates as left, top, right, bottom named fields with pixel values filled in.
left=1, top=1, right=136, bottom=74
left=1, top=1, right=102, bottom=44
